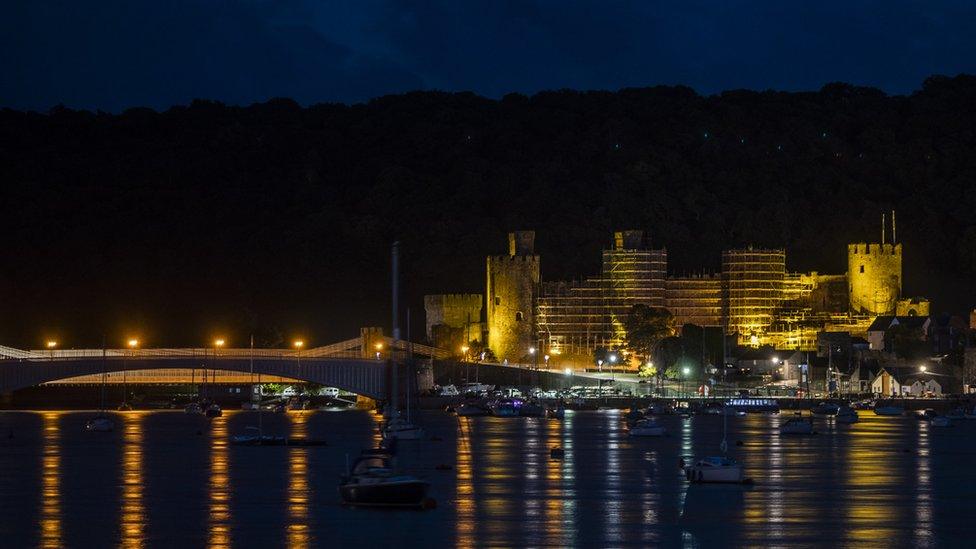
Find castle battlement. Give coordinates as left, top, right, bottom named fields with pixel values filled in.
left=848, top=242, right=902, bottom=255
left=488, top=255, right=540, bottom=263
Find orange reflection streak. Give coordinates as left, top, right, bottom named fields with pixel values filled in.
left=844, top=415, right=902, bottom=544
left=543, top=415, right=564, bottom=546
left=287, top=412, right=311, bottom=549
left=370, top=410, right=384, bottom=447
left=455, top=416, right=475, bottom=549
left=121, top=413, right=146, bottom=548
left=39, top=412, right=61, bottom=549
left=208, top=413, right=231, bottom=548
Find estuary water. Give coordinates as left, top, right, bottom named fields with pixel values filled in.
left=0, top=409, right=973, bottom=548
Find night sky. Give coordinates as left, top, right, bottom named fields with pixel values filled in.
left=4, top=1, right=976, bottom=112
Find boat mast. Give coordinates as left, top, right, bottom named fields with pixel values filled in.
left=390, top=241, right=400, bottom=417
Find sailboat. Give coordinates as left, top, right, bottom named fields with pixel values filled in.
left=86, top=342, right=114, bottom=432
left=683, top=403, right=745, bottom=483
left=383, top=371, right=426, bottom=440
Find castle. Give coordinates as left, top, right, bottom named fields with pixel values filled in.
left=426, top=219, right=929, bottom=362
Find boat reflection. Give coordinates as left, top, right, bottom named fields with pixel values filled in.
left=121, top=412, right=146, bottom=548
left=39, top=412, right=61, bottom=549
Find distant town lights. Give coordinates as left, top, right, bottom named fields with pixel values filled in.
left=564, top=368, right=572, bottom=376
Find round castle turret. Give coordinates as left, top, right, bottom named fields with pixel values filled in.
left=486, top=231, right=540, bottom=362
left=848, top=242, right=901, bottom=315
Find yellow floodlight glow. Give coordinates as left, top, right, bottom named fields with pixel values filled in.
left=460, top=345, right=470, bottom=354
left=375, top=342, right=384, bottom=350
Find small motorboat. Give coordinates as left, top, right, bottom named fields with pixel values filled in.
left=117, top=402, right=133, bottom=412
left=684, top=456, right=745, bottom=484
left=915, top=408, right=938, bottom=421
left=646, top=403, right=675, bottom=416
left=86, top=415, right=115, bottom=432
left=489, top=398, right=520, bottom=417
left=945, top=408, right=966, bottom=421
left=851, top=399, right=875, bottom=410
left=455, top=403, right=489, bottom=417
left=812, top=402, right=840, bottom=416
left=205, top=404, right=223, bottom=418
left=546, top=406, right=565, bottom=420
left=383, top=418, right=426, bottom=440
left=630, top=418, right=666, bottom=437
left=339, top=453, right=430, bottom=508
left=625, top=408, right=645, bottom=423
left=780, top=414, right=814, bottom=435
left=185, top=402, right=203, bottom=415
left=231, top=426, right=287, bottom=446
left=930, top=416, right=952, bottom=427
left=873, top=405, right=904, bottom=416
left=835, top=406, right=859, bottom=424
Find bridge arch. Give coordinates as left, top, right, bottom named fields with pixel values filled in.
left=0, top=357, right=391, bottom=399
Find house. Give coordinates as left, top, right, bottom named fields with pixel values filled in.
left=865, top=316, right=931, bottom=352
left=902, top=375, right=943, bottom=397
left=869, top=367, right=902, bottom=397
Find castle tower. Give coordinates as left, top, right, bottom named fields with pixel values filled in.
left=848, top=242, right=902, bottom=315
left=721, top=247, right=786, bottom=344
left=486, top=231, right=540, bottom=362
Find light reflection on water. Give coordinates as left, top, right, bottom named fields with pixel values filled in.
left=39, top=412, right=61, bottom=548
left=208, top=412, right=231, bottom=548
left=287, top=412, right=310, bottom=549
left=121, top=412, right=146, bottom=548
left=4, top=409, right=973, bottom=547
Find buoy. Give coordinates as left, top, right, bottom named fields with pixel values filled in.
left=422, top=497, right=438, bottom=509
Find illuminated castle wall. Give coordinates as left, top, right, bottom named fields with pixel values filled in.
left=848, top=243, right=902, bottom=315
left=535, top=231, right=667, bottom=354
left=485, top=231, right=540, bottom=362
left=429, top=223, right=930, bottom=358
left=424, top=294, right=483, bottom=343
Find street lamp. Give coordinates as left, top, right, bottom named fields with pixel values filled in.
left=212, top=338, right=225, bottom=388
left=598, top=359, right=604, bottom=373
left=609, top=353, right=618, bottom=381
left=919, top=365, right=927, bottom=373
left=122, top=338, right=138, bottom=409
left=46, top=340, right=57, bottom=361
left=682, top=366, right=691, bottom=397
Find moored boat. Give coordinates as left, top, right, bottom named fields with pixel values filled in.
left=835, top=406, right=859, bottom=424
left=780, top=414, right=814, bottom=435
left=185, top=402, right=203, bottom=415
left=629, top=418, right=666, bottom=437
left=85, top=415, right=114, bottom=432
left=684, top=456, right=745, bottom=483
left=489, top=398, right=520, bottom=417
left=930, top=416, right=952, bottom=427
left=812, top=402, right=839, bottom=416
left=339, top=453, right=430, bottom=508
left=205, top=404, right=223, bottom=418
left=383, top=418, right=426, bottom=440
left=455, top=403, right=489, bottom=417
left=873, top=404, right=904, bottom=416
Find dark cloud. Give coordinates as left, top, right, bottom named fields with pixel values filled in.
left=2, top=1, right=975, bottom=111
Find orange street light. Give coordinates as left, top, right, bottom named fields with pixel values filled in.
left=214, top=339, right=225, bottom=348
left=374, top=342, right=384, bottom=351
left=293, top=340, right=305, bottom=349
left=46, top=340, right=57, bottom=349
left=128, top=339, right=139, bottom=348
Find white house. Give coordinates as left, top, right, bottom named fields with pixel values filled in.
left=869, top=368, right=902, bottom=396
left=904, top=376, right=943, bottom=397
